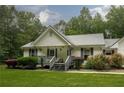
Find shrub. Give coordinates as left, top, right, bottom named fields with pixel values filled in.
left=17, top=57, right=38, bottom=69
left=84, top=56, right=95, bottom=69
left=73, top=58, right=84, bottom=69
left=110, top=53, right=123, bottom=69
left=85, top=54, right=110, bottom=70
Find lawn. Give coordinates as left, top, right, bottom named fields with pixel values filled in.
left=0, top=65, right=124, bottom=87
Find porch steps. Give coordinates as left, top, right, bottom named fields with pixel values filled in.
left=50, top=56, right=72, bottom=71
left=41, top=56, right=72, bottom=71
left=52, top=63, right=65, bottom=71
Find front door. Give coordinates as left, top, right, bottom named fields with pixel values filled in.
left=47, top=48, right=57, bottom=57
left=49, top=49, right=54, bottom=56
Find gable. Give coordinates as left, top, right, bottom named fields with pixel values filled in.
left=33, top=28, right=69, bottom=47
left=111, top=37, right=124, bottom=48
left=118, top=37, right=124, bottom=49
left=105, top=39, right=119, bottom=48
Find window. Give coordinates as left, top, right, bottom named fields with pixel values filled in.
left=103, top=49, right=113, bottom=55
left=84, top=49, right=90, bottom=55
left=47, top=49, right=54, bottom=56
left=29, top=49, right=37, bottom=56
left=49, top=49, right=54, bottom=56
left=81, top=48, right=92, bottom=60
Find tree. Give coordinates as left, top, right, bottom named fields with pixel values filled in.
left=78, top=7, right=92, bottom=34
left=65, top=17, right=80, bottom=35
left=0, top=5, right=19, bottom=58
left=16, top=11, right=46, bottom=45
left=0, top=5, right=46, bottom=59
left=54, top=20, right=66, bottom=34
left=106, top=6, right=124, bottom=38
left=65, top=7, right=93, bottom=35
left=91, top=13, right=106, bottom=34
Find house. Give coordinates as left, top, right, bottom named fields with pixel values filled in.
left=21, top=26, right=124, bottom=70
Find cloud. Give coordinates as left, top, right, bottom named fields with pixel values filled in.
left=89, top=5, right=120, bottom=20
left=16, top=5, right=47, bottom=14
left=90, top=5, right=111, bottom=19
left=16, top=5, right=62, bottom=25
left=39, top=9, right=62, bottom=25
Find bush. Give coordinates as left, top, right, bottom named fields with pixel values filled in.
left=84, top=56, right=95, bottom=69
left=73, top=58, right=84, bottom=69
left=85, top=54, right=110, bottom=70
left=110, top=53, right=123, bottom=69
left=5, top=59, right=17, bottom=68
left=17, top=57, right=38, bottom=69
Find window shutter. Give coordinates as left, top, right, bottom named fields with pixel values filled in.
left=67, top=49, right=69, bottom=56
left=112, top=50, right=114, bottom=54
left=81, top=48, right=83, bottom=57
left=32, top=49, right=34, bottom=56
left=47, top=49, right=49, bottom=57
left=91, top=48, right=93, bottom=55
left=103, top=49, right=105, bottom=55
left=35, top=49, right=37, bottom=56
left=55, top=48, right=57, bottom=57
left=29, top=49, right=31, bottom=56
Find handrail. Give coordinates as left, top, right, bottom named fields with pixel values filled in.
left=65, top=56, right=72, bottom=71
left=49, top=56, right=56, bottom=70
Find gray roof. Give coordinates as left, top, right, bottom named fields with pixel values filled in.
left=21, top=42, right=33, bottom=48
left=66, top=33, right=105, bottom=46
left=22, top=33, right=106, bottom=48
left=105, top=39, right=119, bottom=47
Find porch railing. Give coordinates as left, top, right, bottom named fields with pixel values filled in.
left=49, top=56, right=56, bottom=70
left=65, top=56, right=72, bottom=71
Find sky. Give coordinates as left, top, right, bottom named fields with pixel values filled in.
left=15, top=5, right=111, bottom=25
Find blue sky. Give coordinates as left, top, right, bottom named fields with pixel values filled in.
left=15, top=5, right=110, bottom=25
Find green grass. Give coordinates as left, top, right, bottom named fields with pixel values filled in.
left=0, top=65, right=124, bottom=87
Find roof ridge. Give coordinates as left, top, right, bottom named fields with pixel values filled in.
left=66, top=33, right=104, bottom=37
left=105, top=38, right=120, bottom=40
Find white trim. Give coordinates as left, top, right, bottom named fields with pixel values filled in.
left=32, top=28, right=49, bottom=45
left=33, top=25, right=72, bottom=46
left=110, top=37, right=124, bottom=48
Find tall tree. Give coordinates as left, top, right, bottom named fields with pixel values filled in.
left=78, top=7, right=92, bottom=34
left=54, top=20, right=66, bottom=34
left=0, top=5, right=19, bottom=58
left=65, top=17, right=80, bottom=35
left=17, top=11, right=45, bottom=44
left=0, top=5, right=46, bottom=59
left=91, top=13, right=106, bottom=34
left=65, top=7, right=93, bottom=35
left=106, top=5, right=124, bottom=38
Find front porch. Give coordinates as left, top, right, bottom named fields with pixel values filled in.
left=33, top=46, right=72, bottom=70
left=28, top=46, right=104, bottom=71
